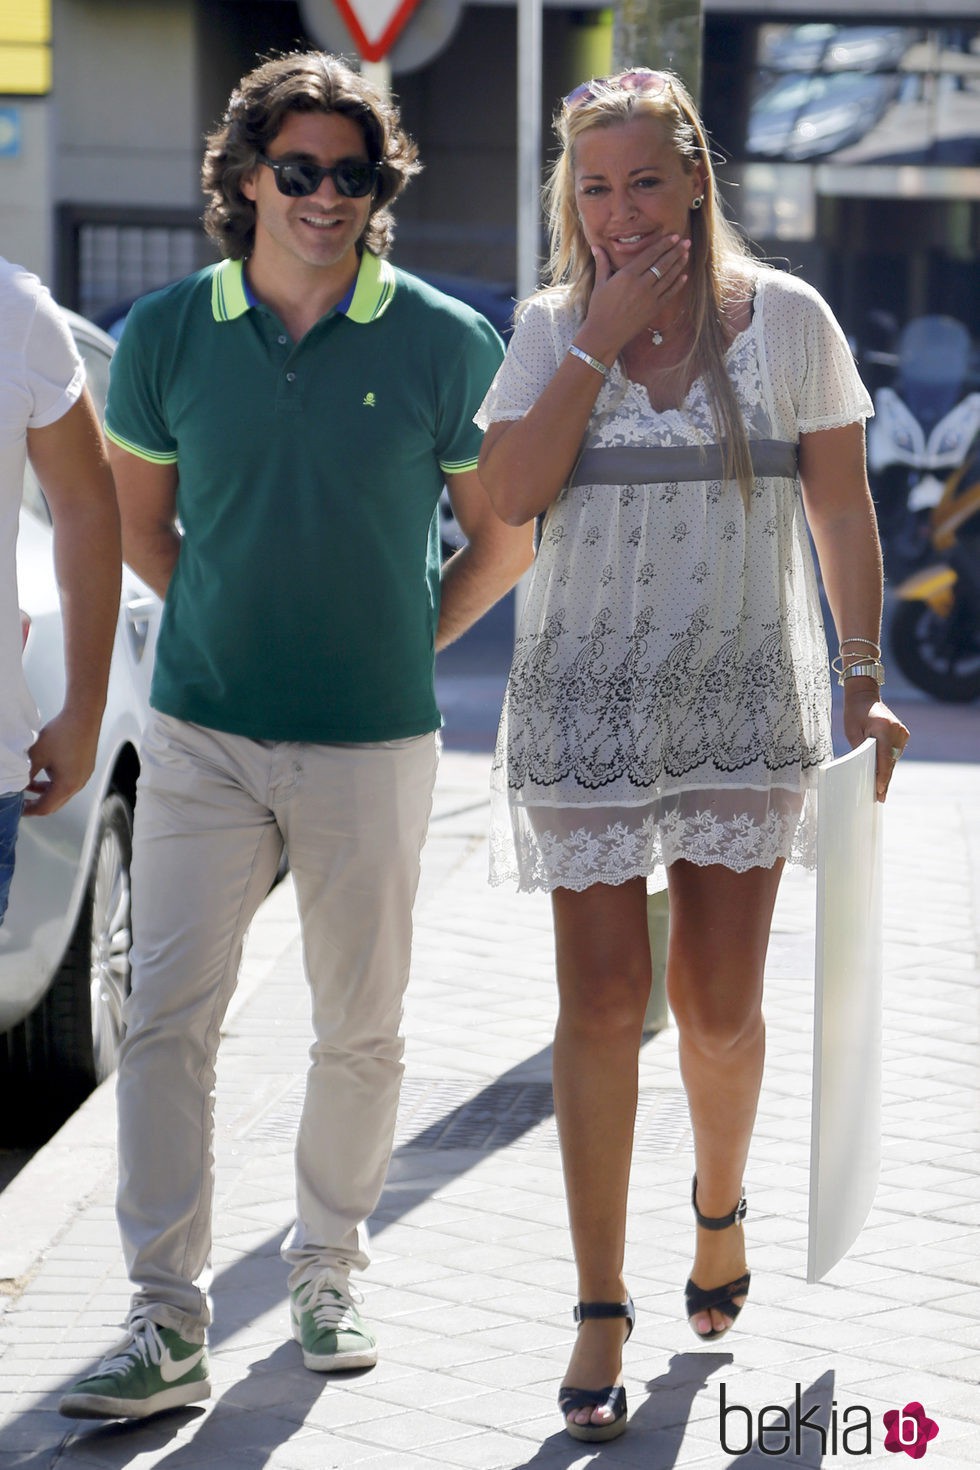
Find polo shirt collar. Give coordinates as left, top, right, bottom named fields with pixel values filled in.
left=210, top=251, right=397, bottom=325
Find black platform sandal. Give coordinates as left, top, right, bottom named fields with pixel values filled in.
left=557, top=1297, right=636, bottom=1443
left=685, top=1175, right=751, bottom=1342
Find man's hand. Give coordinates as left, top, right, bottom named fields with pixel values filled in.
left=25, top=708, right=102, bottom=817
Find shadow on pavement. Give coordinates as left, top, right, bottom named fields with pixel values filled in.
left=504, top=1361, right=837, bottom=1468
left=510, top=1352, right=734, bottom=1467
left=44, top=1035, right=682, bottom=1464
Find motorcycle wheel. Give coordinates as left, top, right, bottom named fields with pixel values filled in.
left=891, top=596, right=980, bottom=703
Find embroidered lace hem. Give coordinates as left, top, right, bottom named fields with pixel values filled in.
left=489, top=791, right=817, bottom=893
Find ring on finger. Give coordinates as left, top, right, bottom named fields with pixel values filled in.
left=890, top=745, right=903, bottom=762
left=649, top=264, right=663, bottom=281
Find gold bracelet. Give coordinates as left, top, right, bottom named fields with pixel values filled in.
left=832, top=641, right=883, bottom=678
left=567, top=344, right=609, bottom=378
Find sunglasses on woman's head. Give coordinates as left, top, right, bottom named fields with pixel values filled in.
left=257, top=154, right=379, bottom=199
left=564, top=69, right=670, bottom=110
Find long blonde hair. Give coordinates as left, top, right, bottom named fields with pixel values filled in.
left=541, top=69, right=757, bottom=505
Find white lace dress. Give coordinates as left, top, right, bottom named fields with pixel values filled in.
left=477, top=268, right=873, bottom=893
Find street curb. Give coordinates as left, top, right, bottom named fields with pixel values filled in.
left=0, top=876, right=303, bottom=1290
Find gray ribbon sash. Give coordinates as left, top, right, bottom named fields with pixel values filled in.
left=567, top=439, right=798, bottom=487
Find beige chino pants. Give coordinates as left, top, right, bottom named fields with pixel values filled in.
left=116, top=713, right=438, bottom=1338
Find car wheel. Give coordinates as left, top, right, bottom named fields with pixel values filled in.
left=40, top=792, right=134, bottom=1105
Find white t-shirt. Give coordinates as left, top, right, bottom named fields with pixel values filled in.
left=0, top=258, right=85, bottom=794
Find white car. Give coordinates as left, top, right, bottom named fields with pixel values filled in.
left=0, top=311, right=161, bottom=1126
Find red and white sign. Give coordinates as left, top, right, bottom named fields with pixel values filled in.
left=331, top=0, right=424, bottom=61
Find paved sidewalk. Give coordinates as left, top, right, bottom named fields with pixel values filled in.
left=0, top=748, right=977, bottom=1469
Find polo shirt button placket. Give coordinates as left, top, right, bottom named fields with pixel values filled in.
left=277, top=358, right=303, bottom=413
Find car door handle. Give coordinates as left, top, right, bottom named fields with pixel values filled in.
left=124, top=596, right=156, bottom=662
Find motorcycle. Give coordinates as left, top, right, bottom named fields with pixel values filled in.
left=890, top=435, right=980, bottom=703
left=866, top=315, right=980, bottom=578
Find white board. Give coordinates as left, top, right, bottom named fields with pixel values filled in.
left=807, top=738, right=882, bottom=1283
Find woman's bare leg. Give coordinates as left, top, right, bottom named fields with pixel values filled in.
left=551, top=878, right=651, bottom=1428
left=665, top=858, right=784, bottom=1336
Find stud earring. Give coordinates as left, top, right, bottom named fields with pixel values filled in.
left=691, top=196, right=704, bottom=210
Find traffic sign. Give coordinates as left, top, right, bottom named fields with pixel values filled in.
left=329, top=0, right=424, bottom=62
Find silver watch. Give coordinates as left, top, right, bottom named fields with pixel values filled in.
left=838, top=659, right=885, bottom=688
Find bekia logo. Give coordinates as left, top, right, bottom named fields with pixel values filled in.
left=720, top=1385, right=940, bottom=1458
left=883, top=1402, right=939, bottom=1459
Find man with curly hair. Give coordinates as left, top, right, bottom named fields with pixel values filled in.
left=60, top=52, right=532, bottom=1422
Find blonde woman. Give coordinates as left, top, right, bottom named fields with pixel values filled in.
left=478, top=69, right=908, bottom=1443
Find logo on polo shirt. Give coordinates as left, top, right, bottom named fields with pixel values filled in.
left=362, top=392, right=377, bottom=407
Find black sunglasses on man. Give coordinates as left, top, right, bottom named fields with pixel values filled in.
left=257, top=154, right=379, bottom=199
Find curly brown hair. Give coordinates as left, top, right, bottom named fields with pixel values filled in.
left=202, top=52, right=421, bottom=260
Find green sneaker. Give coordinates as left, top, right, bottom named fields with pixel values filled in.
left=290, top=1268, right=378, bottom=1371
left=59, top=1318, right=210, bottom=1420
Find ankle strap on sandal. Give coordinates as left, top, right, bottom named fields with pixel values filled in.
left=573, top=1297, right=636, bottom=1338
left=691, top=1175, right=747, bottom=1231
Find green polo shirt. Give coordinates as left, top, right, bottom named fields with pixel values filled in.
left=105, top=252, right=504, bottom=742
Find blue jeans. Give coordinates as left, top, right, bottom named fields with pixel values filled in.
left=0, top=790, right=24, bottom=926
